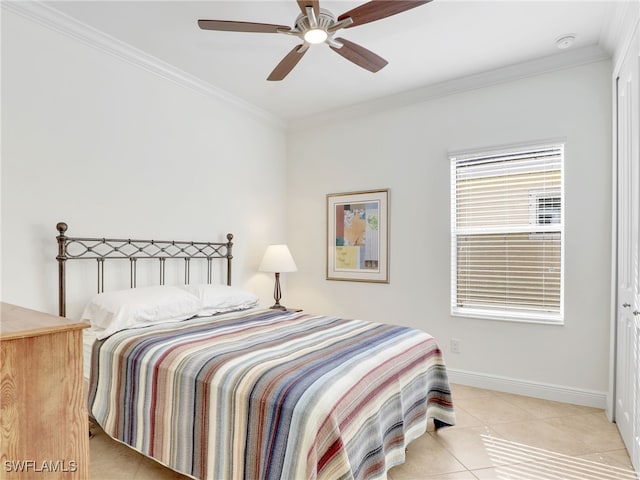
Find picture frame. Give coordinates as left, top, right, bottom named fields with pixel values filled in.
left=327, top=189, right=389, bottom=283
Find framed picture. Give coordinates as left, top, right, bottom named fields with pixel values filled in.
left=327, top=189, right=389, bottom=283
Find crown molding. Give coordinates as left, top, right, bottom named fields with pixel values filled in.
left=607, top=1, right=640, bottom=74
left=2, top=1, right=286, bottom=129
left=290, top=44, right=611, bottom=131
left=600, top=0, right=639, bottom=61
left=3, top=1, right=615, bottom=132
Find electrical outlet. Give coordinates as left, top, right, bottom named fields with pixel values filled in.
left=451, top=338, right=461, bottom=354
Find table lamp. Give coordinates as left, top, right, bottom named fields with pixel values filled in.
left=259, top=244, right=297, bottom=310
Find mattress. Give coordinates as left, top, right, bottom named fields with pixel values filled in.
left=83, top=327, right=101, bottom=380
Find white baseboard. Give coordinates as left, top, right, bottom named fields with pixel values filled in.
left=447, top=368, right=607, bottom=409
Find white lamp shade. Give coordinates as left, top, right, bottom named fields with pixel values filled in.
left=259, top=245, right=297, bottom=273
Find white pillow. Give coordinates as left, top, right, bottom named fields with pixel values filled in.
left=180, top=284, right=259, bottom=315
left=82, top=285, right=202, bottom=339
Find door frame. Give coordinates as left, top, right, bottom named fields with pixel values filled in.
left=608, top=10, right=640, bottom=424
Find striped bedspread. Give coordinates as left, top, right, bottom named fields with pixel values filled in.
left=88, top=309, right=455, bottom=480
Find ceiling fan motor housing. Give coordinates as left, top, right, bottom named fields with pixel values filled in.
left=295, top=8, right=336, bottom=37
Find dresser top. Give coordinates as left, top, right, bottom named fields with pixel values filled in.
left=0, top=302, right=89, bottom=340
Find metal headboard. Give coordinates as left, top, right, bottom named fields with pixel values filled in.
left=56, top=222, right=233, bottom=317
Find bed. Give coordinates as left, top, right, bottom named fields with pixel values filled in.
left=56, top=222, right=455, bottom=480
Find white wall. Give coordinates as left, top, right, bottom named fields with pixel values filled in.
left=287, top=60, right=613, bottom=404
left=1, top=9, right=287, bottom=317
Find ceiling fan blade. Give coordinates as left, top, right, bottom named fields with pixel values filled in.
left=296, top=0, right=320, bottom=17
left=267, top=45, right=308, bottom=81
left=330, top=37, right=388, bottom=73
left=198, top=19, right=291, bottom=34
left=338, top=0, right=431, bottom=28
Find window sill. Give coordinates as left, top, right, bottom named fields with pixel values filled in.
left=451, top=307, right=564, bottom=325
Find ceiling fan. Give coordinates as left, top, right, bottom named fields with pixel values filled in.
left=198, top=1, right=431, bottom=81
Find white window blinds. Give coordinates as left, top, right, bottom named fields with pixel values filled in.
left=450, top=144, right=564, bottom=323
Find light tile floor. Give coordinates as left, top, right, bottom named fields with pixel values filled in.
left=90, top=384, right=638, bottom=479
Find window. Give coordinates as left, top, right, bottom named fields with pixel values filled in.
left=536, top=195, right=561, bottom=225
left=528, top=191, right=561, bottom=240
left=450, top=143, right=564, bottom=323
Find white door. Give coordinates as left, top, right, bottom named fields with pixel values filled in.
left=616, top=26, right=640, bottom=472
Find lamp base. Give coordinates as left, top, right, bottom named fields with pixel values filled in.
left=270, top=272, right=287, bottom=311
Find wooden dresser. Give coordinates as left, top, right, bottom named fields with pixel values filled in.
left=0, top=302, right=89, bottom=479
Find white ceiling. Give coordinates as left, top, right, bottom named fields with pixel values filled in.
left=41, top=1, right=624, bottom=124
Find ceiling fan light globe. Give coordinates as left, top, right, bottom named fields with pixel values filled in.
left=304, top=28, right=328, bottom=44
